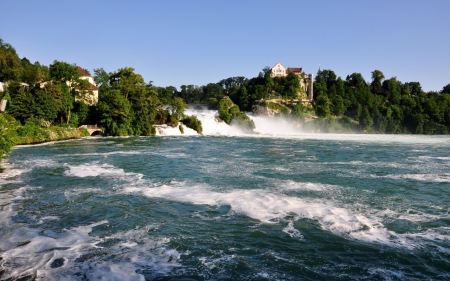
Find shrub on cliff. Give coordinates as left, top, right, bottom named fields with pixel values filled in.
left=231, top=112, right=255, bottom=133
left=182, top=115, right=203, bottom=134
left=218, top=97, right=234, bottom=124
left=218, top=97, right=255, bottom=133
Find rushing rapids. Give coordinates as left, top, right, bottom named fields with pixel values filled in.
left=1, top=108, right=449, bottom=280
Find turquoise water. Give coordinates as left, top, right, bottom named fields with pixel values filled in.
left=1, top=133, right=450, bottom=280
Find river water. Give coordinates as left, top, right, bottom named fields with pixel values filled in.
left=1, top=110, right=449, bottom=280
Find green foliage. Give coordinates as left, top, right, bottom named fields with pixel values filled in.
left=182, top=115, right=203, bottom=134
left=218, top=97, right=255, bottom=132
left=359, top=107, right=374, bottom=131
left=314, top=95, right=331, bottom=118
left=97, top=89, right=133, bottom=136
left=49, top=60, right=79, bottom=82
left=217, top=97, right=234, bottom=124
left=0, top=114, right=18, bottom=161
left=267, top=102, right=290, bottom=115
left=171, top=97, right=186, bottom=120
left=34, top=88, right=59, bottom=122
left=7, top=81, right=35, bottom=123
left=3, top=37, right=450, bottom=137
left=0, top=38, right=22, bottom=81
left=291, top=102, right=309, bottom=121
left=231, top=112, right=255, bottom=133
left=15, top=118, right=50, bottom=143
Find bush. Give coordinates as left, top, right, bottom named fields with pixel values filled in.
left=16, top=119, right=50, bottom=143
left=182, top=115, right=203, bottom=134
left=218, top=97, right=234, bottom=124
left=231, top=112, right=255, bottom=133
left=0, top=114, right=18, bottom=161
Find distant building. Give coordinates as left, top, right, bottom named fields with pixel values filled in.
left=75, top=67, right=98, bottom=105
left=270, top=62, right=287, bottom=78
left=270, top=62, right=313, bottom=102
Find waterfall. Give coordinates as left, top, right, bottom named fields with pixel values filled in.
left=156, top=105, right=306, bottom=136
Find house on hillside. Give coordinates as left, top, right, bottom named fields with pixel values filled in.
left=75, top=67, right=98, bottom=105
left=270, top=62, right=287, bottom=77
left=37, top=66, right=99, bottom=105
left=270, top=62, right=313, bottom=102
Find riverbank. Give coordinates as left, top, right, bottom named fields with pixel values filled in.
left=15, top=126, right=90, bottom=145
left=0, top=115, right=90, bottom=163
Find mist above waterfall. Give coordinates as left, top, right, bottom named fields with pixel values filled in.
left=250, top=114, right=307, bottom=136
left=156, top=106, right=310, bottom=137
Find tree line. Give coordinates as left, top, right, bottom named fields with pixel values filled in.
left=313, top=69, right=450, bottom=133
left=2, top=35, right=450, bottom=158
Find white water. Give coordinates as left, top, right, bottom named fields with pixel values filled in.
left=60, top=161, right=450, bottom=249
left=159, top=108, right=450, bottom=146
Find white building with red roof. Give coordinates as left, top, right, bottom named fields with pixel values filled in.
left=76, top=67, right=98, bottom=105
left=270, top=62, right=313, bottom=102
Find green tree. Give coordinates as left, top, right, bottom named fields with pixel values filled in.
left=284, top=72, right=300, bottom=99
left=314, top=95, right=331, bottom=118
left=33, top=88, right=59, bottom=122
left=359, top=106, right=373, bottom=130
left=0, top=38, right=22, bottom=81
left=49, top=60, right=83, bottom=124
left=0, top=114, right=18, bottom=161
left=382, top=77, right=401, bottom=104
left=97, top=89, right=132, bottom=136
left=7, top=81, right=35, bottom=123
left=171, top=97, right=186, bottom=120
left=441, top=84, right=450, bottom=94
left=109, top=67, right=145, bottom=100
left=93, top=68, right=111, bottom=90
left=370, top=70, right=385, bottom=95
left=131, top=90, right=159, bottom=135
left=49, top=60, right=80, bottom=82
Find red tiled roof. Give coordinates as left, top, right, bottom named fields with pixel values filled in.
left=90, top=83, right=98, bottom=91
left=77, top=66, right=91, bottom=77
left=287, top=67, right=303, bottom=73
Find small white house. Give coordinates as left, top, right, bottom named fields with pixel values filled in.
left=270, top=62, right=287, bottom=78
left=75, top=67, right=99, bottom=105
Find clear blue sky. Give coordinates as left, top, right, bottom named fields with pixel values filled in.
left=1, top=0, right=449, bottom=91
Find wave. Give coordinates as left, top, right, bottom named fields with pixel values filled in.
left=123, top=181, right=448, bottom=249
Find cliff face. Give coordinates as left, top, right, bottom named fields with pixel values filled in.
left=252, top=103, right=272, bottom=116
left=252, top=101, right=291, bottom=116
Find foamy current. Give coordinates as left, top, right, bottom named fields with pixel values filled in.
left=1, top=109, right=449, bottom=280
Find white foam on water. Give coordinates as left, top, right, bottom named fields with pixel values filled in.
left=0, top=162, right=29, bottom=182
left=124, top=182, right=416, bottom=248
left=184, top=108, right=250, bottom=136
left=64, top=163, right=143, bottom=181
left=282, top=221, right=304, bottom=239
left=155, top=124, right=199, bottom=136
left=0, top=217, right=181, bottom=280
left=0, top=163, right=182, bottom=279
left=397, top=210, right=448, bottom=223
left=279, top=180, right=335, bottom=192
left=384, top=173, right=450, bottom=183
left=368, top=267, right=405, bottom=280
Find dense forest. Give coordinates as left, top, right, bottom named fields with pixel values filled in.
left=1, top=37, right=450, bottom=160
